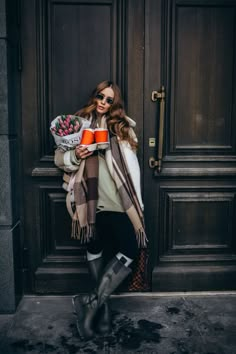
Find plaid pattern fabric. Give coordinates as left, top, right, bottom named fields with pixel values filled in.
left=71, top=117, right=99, bottom=242
left=70, top=118, right=148, bottom=248
left=106, top=133, right=148, bottom=247
left=128, top=248, right=150, bottom=291
left=71, top=154, right=99, bottom=243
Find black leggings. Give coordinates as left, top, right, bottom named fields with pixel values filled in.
left=87, top=211, right=139, bottom=260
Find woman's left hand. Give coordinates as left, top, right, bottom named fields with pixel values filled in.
left=75, top=145, right=93, bottom=159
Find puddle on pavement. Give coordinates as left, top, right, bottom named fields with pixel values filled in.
left=9, top=311, right=164, bottom=353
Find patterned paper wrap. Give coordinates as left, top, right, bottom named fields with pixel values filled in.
left=50, top=115, right=90, bottom=150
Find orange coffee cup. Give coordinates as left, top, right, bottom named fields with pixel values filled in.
left=94, top=128, right=108, bottom=143
left=80, top=129, right=95, bottom=145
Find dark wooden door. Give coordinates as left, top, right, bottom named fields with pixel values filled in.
left=144, top=0, right=236, bottom=291
left=21, top=0, right=236, bottom=294
left=21, top=0, right=135, bottom=293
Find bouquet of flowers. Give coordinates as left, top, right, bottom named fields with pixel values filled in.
left=50, top=114, right=90, bottom=150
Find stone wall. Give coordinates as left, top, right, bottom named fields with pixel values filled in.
left=0, top=0, right=23, bottom=313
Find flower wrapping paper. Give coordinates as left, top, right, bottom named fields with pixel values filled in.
left=50, top=115, right=90, bottom=150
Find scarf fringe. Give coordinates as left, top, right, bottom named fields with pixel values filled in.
left=135, top=227, right=149, bottom=248
left=71, top=220, right=96, bottom=244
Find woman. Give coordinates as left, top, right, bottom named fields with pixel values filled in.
left=54, top=80, right=148, bottom=339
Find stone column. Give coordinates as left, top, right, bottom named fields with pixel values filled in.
left=0, top=0, right=23, bottom=313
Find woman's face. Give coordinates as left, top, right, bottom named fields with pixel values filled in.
left=95, top=87, right=114, bottom=116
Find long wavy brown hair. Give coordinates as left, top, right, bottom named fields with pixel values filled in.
left=75, top=80, right=138, bottom=150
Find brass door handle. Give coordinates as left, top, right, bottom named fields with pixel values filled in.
left=149, top=86, right=165, bottom=172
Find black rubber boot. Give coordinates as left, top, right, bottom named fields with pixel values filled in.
left=72, top=256, right=131, bottom=340
left=87, top=257, right=112, bottom=335
left=96, top=257, right=131, bottom=307
left=87, top=257, right=103, bottom=282
left=72, top=293, right=98, bottom=340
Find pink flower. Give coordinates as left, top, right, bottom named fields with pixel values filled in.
left=50, top=115, right=82, bottom=137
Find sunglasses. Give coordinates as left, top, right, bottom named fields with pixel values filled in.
left=95, top=93, right=114, bottom=105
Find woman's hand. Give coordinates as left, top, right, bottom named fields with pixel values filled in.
left=75, top=145, right=93, bottom=159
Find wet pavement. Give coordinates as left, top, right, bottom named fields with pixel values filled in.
left=0, top=292, right=235, bottom=354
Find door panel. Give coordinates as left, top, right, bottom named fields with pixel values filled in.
left=159, top=188, right=235, bottom=254
left=144, top=0, right=236, bottom=291
left=173, top=5, right=236, bottom=151
left=38, top=0, right=118, bottom=160
left=21, top=0, right=130, bottom=293
left=50, top=3, right=112, bottom=130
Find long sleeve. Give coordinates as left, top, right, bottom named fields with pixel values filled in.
left=54, top=148, right=81, bottom=172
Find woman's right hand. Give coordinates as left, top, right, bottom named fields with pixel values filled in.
left=75, top=145, right=93, bottom=159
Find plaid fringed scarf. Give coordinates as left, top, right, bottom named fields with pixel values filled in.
left=71, top=153, right=99, bottom=243
left=105, top=134, right=148, bottom=248
left=70, top=133, right=148, bottom=248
